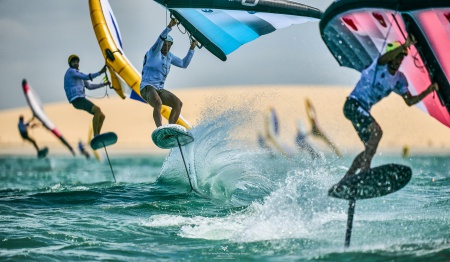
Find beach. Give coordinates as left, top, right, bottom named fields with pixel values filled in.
left=1, top=85, right=449, bottom=156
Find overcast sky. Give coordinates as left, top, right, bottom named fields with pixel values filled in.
left=0, top=0, right=360, bottom=110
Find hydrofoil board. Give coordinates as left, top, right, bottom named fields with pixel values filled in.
left=328, top=164, right=412, bottom=200
left=90, top=132, right=118, bottom=150
left=152, top=124, right=194, bottom=149
left=38, top=147, right=49, bottom=158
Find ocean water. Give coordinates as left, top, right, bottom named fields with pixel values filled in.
left=1, top=112, right=449, bottom=261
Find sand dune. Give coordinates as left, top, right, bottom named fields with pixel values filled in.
left=1, top=85, right=449, bottom=156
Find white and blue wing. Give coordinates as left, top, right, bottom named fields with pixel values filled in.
left=154, top=0, right=322, bottom=61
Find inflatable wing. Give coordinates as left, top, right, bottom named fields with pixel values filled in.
left=22, top=79, right=75, bottom=156
left=320, top=0, right=450, bottom=128
left=89, top=0, right=191, bottom=129
left=153, top=0, right=322, bottom=61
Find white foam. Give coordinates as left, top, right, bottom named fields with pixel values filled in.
left=145, top=166, right=349, bottom=243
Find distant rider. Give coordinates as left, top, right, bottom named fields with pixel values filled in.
left=18, top=115, right=40, bottom=154
left=342, top=35, right=439, bottom=179
left=64, top=55, right=110, bottom=137
left=140, top=18, right=198, bottom=127
left=78, top=139, right=90, bottom=159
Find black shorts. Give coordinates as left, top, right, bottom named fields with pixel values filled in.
left=20, top=132, right=29, bottom=139
left=141, top=85, right=166, bottom=102
left=343, top=97, right=375, bottom=144
left=72, top=97, right=96, bottom=115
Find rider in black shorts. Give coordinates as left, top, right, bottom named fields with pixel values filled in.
left=63, top=54, right=110, bottom=136
left=341, top=36, right=438, bottom=180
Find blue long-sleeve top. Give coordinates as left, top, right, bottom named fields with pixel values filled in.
left=18, top=120, right=29, bottom=134
left=64, top=68, right=106, bottom=102
left=140, top=27, right=195, bottom=91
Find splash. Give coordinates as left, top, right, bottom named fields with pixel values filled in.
left=157, top=106, right=276, bottom=202
left=151, top=103, right=352, bottom=244
left=146, top=164, right=347, bottom=244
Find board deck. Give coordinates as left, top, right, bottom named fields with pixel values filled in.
left=328, top=164, right=412, bottom=200
left=90, top=132, right=118, bottom=150
left=152, top=124, right=194, bottom=149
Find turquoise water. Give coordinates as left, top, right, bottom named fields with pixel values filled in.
left=1, top=117, right=449, bottom=261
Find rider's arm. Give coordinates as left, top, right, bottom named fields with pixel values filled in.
left=402, top=83, right=439, bottom=106
left=171, top=49, right=195, bottom=69
left=150, top=19, right=176, bottom=54
left=84, top=80, right=108, bottom=90
left=71, top=69, right=102, bottom=81
left=379, top=36, right=414, bottom=65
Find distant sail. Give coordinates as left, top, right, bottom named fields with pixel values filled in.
left=153, top=0, right=323, bottom=61
left=88, top=123, right=103, bottom=162
left=89, top=0, right=191, bottom=129
left=263, top=107, right=295, bottom=158
left=320, top=0, right=450, bottom=128
left=22, top=79, right=75, bottom=156
left=305, top=98, right=341, bottom=157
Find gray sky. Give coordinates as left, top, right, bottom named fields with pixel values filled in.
left=0, top=0, right=359, bottom=110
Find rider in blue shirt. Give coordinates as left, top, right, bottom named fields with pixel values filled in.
left=18, top=115, right=40, bottom=153
left=64, top=55, right=109, bottom=137
left=140, top=18, right=198, bottom=127
left=342, top=36, right=439, bottom=179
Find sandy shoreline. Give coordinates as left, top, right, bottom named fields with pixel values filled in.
left=1, top=85, right=449, bottom=157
